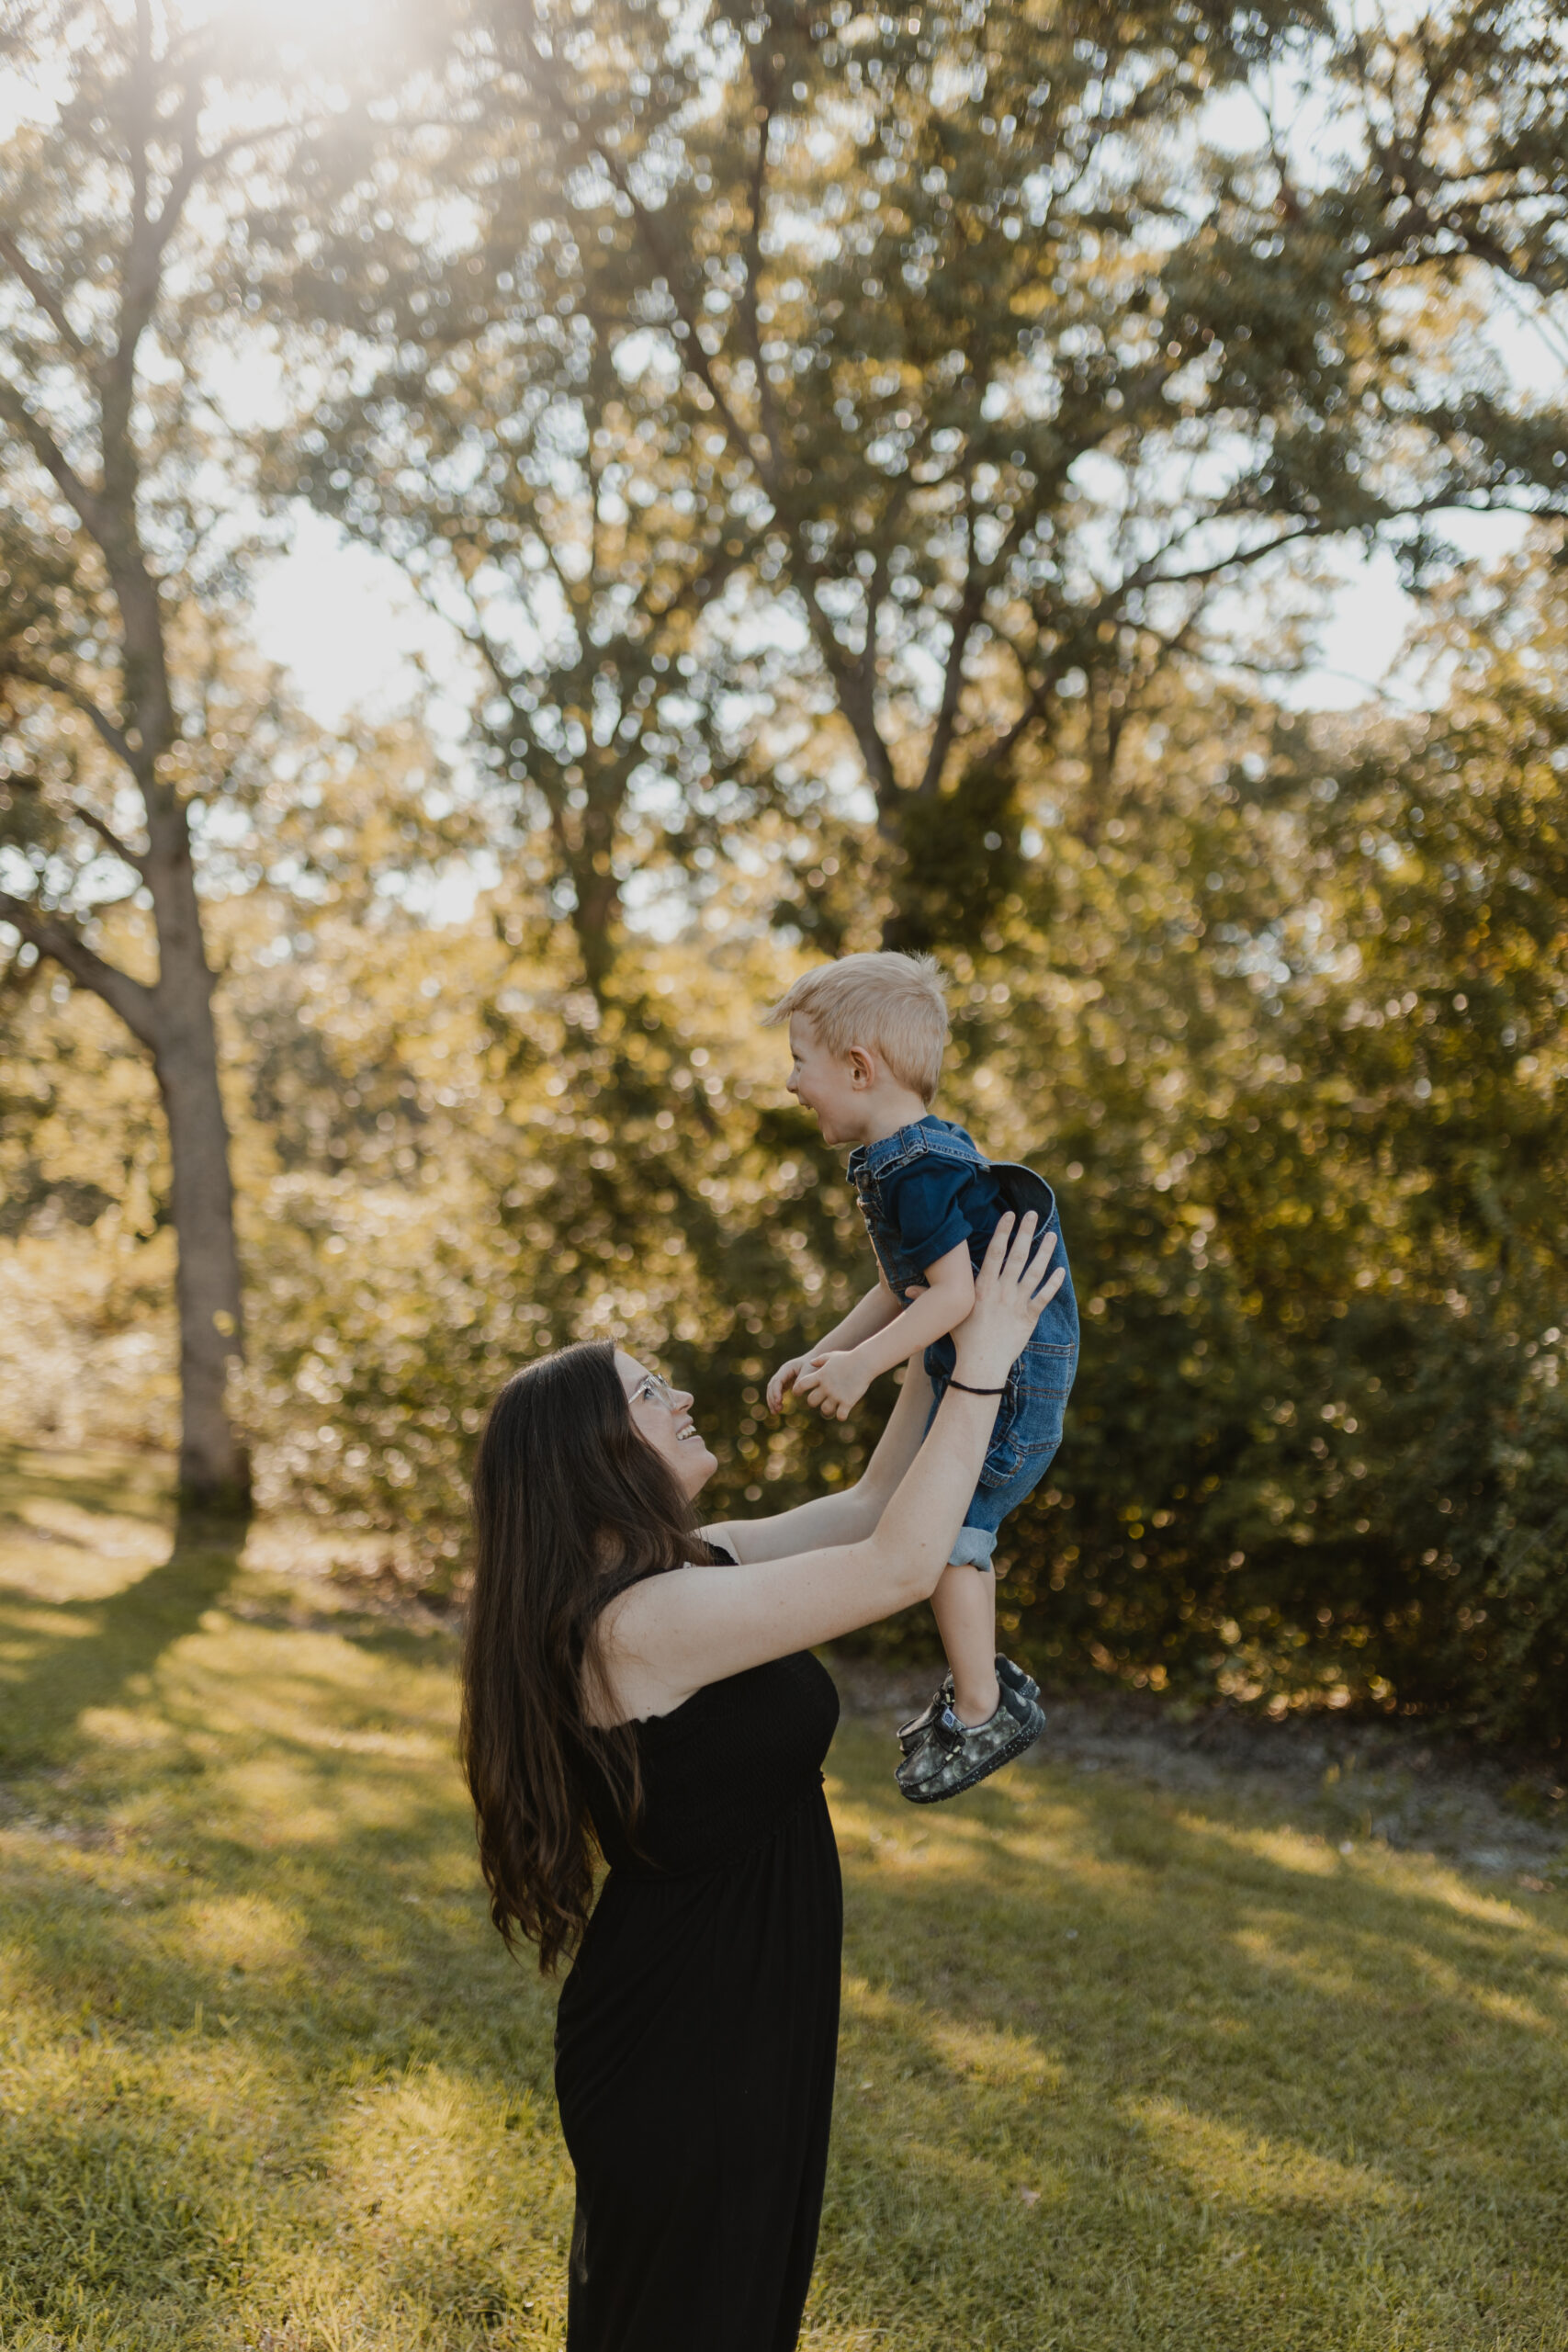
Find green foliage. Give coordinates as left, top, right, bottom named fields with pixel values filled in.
left=3, top=5, right=1566, bottom=1736
left=237, top=919, right=884, bottom=1561
left=5, top=560, right=1566, bottom=1737
left=987, top=571, right=1568, bottom=1743
left=270, top=0, right=1568, bottom=972
left=884, top=756, right=1024, bottom=956
left=6, top=569, right=1567, bottom=1732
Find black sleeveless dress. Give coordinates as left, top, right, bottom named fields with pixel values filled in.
left=554, top=1639, right=842, bottom=2350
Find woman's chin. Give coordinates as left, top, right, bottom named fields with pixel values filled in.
left=679, top=1441, right=718, bottom=1494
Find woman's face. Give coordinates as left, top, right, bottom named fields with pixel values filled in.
left=616, top=1352, right=717, bottom=1498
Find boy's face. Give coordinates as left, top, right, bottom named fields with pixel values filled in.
left=784, top=1013, right=871, bottom=1146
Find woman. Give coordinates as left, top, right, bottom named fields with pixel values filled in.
left=460, top=1211, right=1060, bottom=2349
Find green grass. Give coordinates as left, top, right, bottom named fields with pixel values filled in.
left=2, top=1446, right=1565, bottom=2351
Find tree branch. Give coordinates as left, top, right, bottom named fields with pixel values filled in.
left=0, top=656, right=134, bottom=765
left=981, top=650, right=1078, bottom=776
left=485, top=7, right=905, bottom=810
left=0, top=889, right=159, bottom=1046
left=739, top=48, right=784, bottom=478
left=1353, top=188, right=1568, bottom=302
left=986, top=517, right=1323, bottom=782
left=618, top=176, right=773, bottom=485
left=0, top=378, right=107, bottom=537
left=108, top=61, right=202, bottom=442
left=73, top=803, right=149, bottom=874
left=1134, top=518, right=1320, bottom=597
left=0, top=231, right=88, bottom=357
left=804, top=581, right=899, bottom=808
left=561, top=44, right=914, bottom=809
left=916, top=493, right=1035, bottom=800
left=478, top=0, right=748, bottom=472
left=572, top=110, right=777, bottom=496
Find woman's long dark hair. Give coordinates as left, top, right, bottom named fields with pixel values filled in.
left=460, top=1340, right=710, bottom=1973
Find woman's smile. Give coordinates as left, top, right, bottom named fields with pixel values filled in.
left=617, top=1353, right=717, bottom=1492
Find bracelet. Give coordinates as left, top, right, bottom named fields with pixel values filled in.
left=945, top=1376, right=1008, bottom=1396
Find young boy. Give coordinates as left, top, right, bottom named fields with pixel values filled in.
left=765, top=951, right=1078, bottom=1804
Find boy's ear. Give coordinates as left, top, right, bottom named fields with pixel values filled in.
left=847, top=1046, right=876, bottom=1090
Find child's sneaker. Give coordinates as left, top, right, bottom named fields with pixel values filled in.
left=897, top=1654, right=1037, bottom=1758
left=895, top=1679, right=1046, bottom=1804
left=996, top=1652, right=1040, bottom=1707
left=897, top=1673, right=953, bottom=1756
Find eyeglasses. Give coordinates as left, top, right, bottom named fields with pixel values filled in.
left=628, top=1370, right=679, bottom=1411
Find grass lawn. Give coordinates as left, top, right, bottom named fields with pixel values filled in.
left=2, top=1443, right=1566, bottom=2350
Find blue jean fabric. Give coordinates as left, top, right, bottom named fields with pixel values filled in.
left=846, top=1119, right=1078, bottom=1568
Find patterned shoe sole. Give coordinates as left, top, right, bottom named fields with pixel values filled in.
left=896, top=1703, right=1046, bottom=1805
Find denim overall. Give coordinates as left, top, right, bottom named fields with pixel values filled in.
left=847, top=1118, right=1078, bottom=1568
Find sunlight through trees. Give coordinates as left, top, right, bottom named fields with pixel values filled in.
left=2, top=0, right=1565, bottom=1736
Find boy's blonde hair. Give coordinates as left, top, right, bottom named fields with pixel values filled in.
left=764, top=952, right=950, bottom=1103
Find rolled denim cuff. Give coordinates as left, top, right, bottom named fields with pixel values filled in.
left=948, top=1523, right=998, bottom=1569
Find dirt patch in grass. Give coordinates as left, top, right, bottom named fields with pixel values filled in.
left=833, top=1658, right=1568, bottom=1890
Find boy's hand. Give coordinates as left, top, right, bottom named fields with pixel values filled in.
left=767, top=1352, right=822, bottom=1414
left=795, top=1349, right=873, bottom=1422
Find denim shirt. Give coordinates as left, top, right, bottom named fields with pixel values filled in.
left=846, top=1119, right=1081, bottom=1505
left=845, top=1117, right=1079, bottom=1404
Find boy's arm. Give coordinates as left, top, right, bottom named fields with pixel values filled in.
left=813, top=1272, right=906, bottom=1357
left=795, top=1235, right=1051, bottom=1422
left=795, top=1244, right=975, bottom=1421
left=766, top=1272, right=904, bottom=1412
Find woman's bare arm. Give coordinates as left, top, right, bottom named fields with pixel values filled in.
left=703, top=1361, right=934, bottom=1565
left=596, top=1216, right=1062, bottom=1724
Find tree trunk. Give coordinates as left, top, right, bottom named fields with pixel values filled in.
left=0, top=15, right=261, bottom=1516
left=0, top=879, right=250, bottom=1507
left=573, top=864, right=622, bottom=1003
left=152, top=916, right=249, bottom=1509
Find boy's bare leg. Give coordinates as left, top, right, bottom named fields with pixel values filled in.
left=931, top=1565, right=1001, bottom=1726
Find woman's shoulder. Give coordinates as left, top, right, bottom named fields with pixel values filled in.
left=584, top=1541, right=740, bottom=1729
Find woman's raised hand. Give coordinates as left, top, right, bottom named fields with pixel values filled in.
left=951, top=1213, right=1062, bottom=1389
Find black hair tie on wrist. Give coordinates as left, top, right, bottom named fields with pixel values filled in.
left=945, top=1377, right=1008, bottom=1396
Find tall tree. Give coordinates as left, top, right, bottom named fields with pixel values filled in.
left=264, top=19, right=792, bottom=1001
left=426, top=0, right=1568, bottom=950
left=0, top=4, right=347, bottom=1500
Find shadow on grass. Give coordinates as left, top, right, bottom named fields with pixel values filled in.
left=0, top=1696, right=567, bottom=2343
left=4, top=1543, right=1566, bottom=2350
left=0, top=1440, right=175, bottom=1531
left=0, top=1501, right=247, bottom=1770
left=817, top=1721, right=1568, bottom=2346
